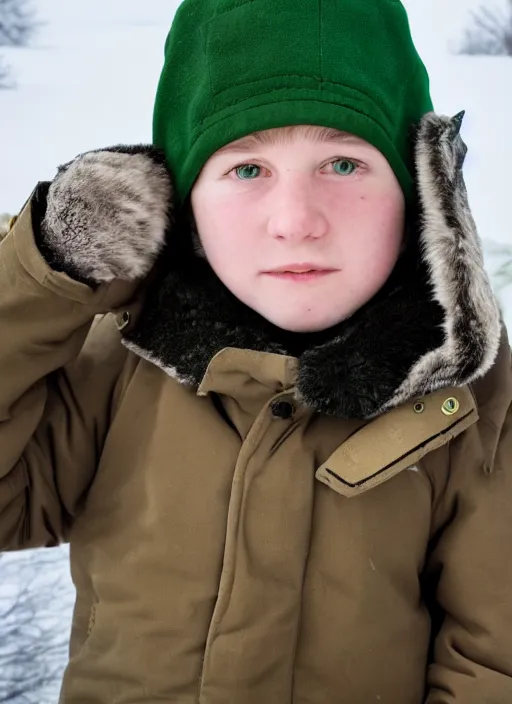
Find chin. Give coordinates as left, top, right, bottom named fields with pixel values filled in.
left=267, top=314, right=345, bottom=334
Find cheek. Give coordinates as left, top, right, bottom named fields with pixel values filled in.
left=378, top=196, right=406, bottom=255
left=194, top=187, right=250, bottom=235
left=343, top=191, right=405, bottom=269
left=357, top=185, right=404, bottom=224
left=193, top=196, right=255, bottom=273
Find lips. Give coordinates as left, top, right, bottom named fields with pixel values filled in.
left=265, top=263, right=336, bottom=274
left=264, top=264, right=338, bottom=282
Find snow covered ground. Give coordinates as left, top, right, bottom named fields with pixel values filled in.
left=1, top=1, right=511, bottom=701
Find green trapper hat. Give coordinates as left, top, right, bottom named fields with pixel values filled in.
left=153, top=0, right=434, bottom=204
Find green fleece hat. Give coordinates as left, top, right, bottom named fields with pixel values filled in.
left=153, top=0, right=434, bottom=204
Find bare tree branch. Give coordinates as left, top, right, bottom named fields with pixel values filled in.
left=0, top=55, right=13, bottom=88
left=0, top=0, right=40, bottom=90
left=0, top=0, right=38, bottom=47
left=0, top=550, right=74, bottom=703
left=458, top=1, right=512, bottom=56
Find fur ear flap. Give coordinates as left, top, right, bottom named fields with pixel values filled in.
left=391, top=111, right=501, bottom=403
left=296, top=112, right=502, bottom=419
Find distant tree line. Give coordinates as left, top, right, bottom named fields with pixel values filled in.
left=0, top=0, right=39, bottom=88
left=458, top=0, right=512, bottom=55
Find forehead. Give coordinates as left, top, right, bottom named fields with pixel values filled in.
left=214, top=125, right=370, bottom=156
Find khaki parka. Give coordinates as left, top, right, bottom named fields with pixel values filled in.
left=1, top=116, right=512, bottom=703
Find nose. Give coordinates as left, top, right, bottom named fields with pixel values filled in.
left=266, top=175, right=328, bottom=242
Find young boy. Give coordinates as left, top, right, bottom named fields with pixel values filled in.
left=1, top=0, right=511, bottom=702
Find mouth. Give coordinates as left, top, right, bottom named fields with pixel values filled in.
left=263, top=264, right=339, bottom=282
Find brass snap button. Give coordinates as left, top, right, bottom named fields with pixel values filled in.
left=413, top=401, right=425, bottom=414
left=116, top=311, right=131, bottom=331
left=442, top=397, right=460, bottom=416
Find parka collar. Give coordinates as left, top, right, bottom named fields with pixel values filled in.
left=121, top=112, right=501, bottom=420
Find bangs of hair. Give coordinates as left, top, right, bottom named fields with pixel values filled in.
left=216, top=125, right=360, bottom=155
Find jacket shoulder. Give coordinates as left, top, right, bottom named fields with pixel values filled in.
left=470, top=326, right=512, bottom=466
left=421, top=327, right=511, bottom=515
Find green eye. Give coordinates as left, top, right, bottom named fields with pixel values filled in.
left=333, top=159, right=357, bottom=176
left=236, top=164, right=261, bottom=180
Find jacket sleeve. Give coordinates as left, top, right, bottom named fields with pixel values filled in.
left=424, top=350, right=512, bottom=703
left=0, top=186, right=137, bottom=552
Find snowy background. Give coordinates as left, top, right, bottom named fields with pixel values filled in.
left=1, top=0, right=511, bottom=701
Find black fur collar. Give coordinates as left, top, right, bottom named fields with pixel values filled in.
left=122, top=112, right=501, bottom=419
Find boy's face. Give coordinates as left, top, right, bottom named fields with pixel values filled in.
left=191, top=125, right=405, bottom=333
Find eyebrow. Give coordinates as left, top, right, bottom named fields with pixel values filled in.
left=215, top=128, right=367, bottom=155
